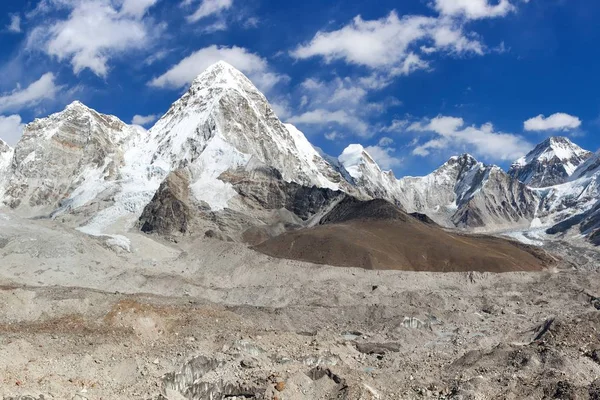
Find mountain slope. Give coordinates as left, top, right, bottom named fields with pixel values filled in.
left=1, top=102, right=138, bottom=216
left=395, top=154, right=538, bottom=230
left=0, top=139, right=13, bottom=199
left=537, top=150, right=600, bottom=244
left=145, top=61, right=350, bottom=210
left=508, top=136, right=591, bottom=187
left=338, top=144, right=403, bottom=206
left=546, top=199, right=600, bottom=245
left=255, top=197, right=554, bottom=272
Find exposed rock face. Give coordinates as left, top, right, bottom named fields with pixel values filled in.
left=320, top=197, right=407, bottom=225
left=450, top=166, right=539, bottom=229
left=547, top=199, right=600, bottom=245
left=222, top=163, right=344, bottom=222
left=139, top=170, right=192, bottom=235
left=1, top=102, right=137, bottom=215
left=536, top=150, right=600, bottom=230
left=396, top=154, right=539, bottom=230
left=0, top=139, right=13, bottom=198
left=509, top=137, right=592, bottom=187
left=338, top=144, right=403, bottom=206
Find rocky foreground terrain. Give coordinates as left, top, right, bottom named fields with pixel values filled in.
left=1, top=210, right=600, bottom=400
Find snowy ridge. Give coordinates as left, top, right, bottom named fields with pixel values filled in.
left=146, top=61, right=348, bottom=199
left=2, top=101, right=139, bottom=216
left=536, top=150, right=600, bottom=226
left=509, top=136, right=592, bottom=187
left=0, top=139, right=13, bottom=200
left=0, top=61, right=354, bottom=242
left=339, top=144, right=402, bottom=204
left=0, top=60, right=597, bottom=246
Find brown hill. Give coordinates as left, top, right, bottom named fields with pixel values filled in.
left=254, top=198, right=555, bottom=272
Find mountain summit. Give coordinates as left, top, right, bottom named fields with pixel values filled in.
left=508, top=136, right=592, bottom=187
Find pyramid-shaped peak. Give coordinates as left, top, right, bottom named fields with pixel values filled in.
left=444, top=153, right=479, bottom=168
left=65, top=100, right=92, bottom=111
left=190, top=60, right=254, bottom=90
left=544, top=136, right=572, bottom=145
left=526, top=135, right=590, bottom=162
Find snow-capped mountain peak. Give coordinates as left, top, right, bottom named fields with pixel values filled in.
left=509, top=136, right=592, bottom=187
left=338, top=144, right=381, bottom=180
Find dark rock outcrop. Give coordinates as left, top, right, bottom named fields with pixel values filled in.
left=139, top=170, right=192, bottom=235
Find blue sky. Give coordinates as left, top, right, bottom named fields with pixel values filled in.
left=0, top=0, right=599, bottom=176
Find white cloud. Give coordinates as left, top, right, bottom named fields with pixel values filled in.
left=409, top=116, right=531, bottom=161
left=291, top=11, right=483, bottom=75
left=186, top=0, right=233, bottom=23
left=324, top=131, right=342, bottom=141
left=7, top=15, right=22, bottom=33
left=381, top=119, right=409, bottom=133
left=131, top=114, right=158, bottom=125
left=288, top=109, right=369, bottom=137
left=524, top=113, right=582, bottom=132
left=27, top=0, right=161, bottom=77
left=0, top=115, right=25, bottom=146
left=378, top=136, right=394, bottom=146
left=121, top=0, right=159, bottom=17
left=365, top=138, right=402, bottom=170
left=0, top=73, right=61, bottom=113
left=434, top=0, right=515, bottom=20
left=149, top=45, right=287, bottom=94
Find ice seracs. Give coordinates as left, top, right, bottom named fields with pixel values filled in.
left=508, top=136, right=592, bottom=187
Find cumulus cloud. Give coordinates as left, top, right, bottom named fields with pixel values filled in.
left=291, top=11, right=483, bottom=75
left=0, top=115, right=25, bottom=146
left=27, top=0, right=161, bottom=77
left=287, top=76, right=401, bottom=138
left=131, top=114, right=158, bottom=126
left=149, top=45, right=287, bottom=94
left=524, top=113, right=582, bottom=132
left=288, top=109, right=369, bottom=137
left=0, top=73, right=61, bottom=113
left=185, top=0, right=233, bottom=23
left=433, top=0, right=515, bottom=20
left=409, top=116, right=531, bottom=161
left=7, top=15, right=22, bottom=33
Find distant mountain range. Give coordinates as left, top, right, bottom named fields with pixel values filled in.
left=0, top=61, right=598, bottom=249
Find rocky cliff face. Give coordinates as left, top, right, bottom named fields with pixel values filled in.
left=1, top=102, right=138, bottom=216
left=450, top=166, right=539, bottom=229
left=536, top=150, right=600, bottom=231
left=547, top=199, right=600, bottom=245
left=338, top=144, right=403, bottom=207
left=395, top=154, right=538, bottom=229
left=145, top=61, right=351, bottom=202
left=508, top=136, right=591, bottom=187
